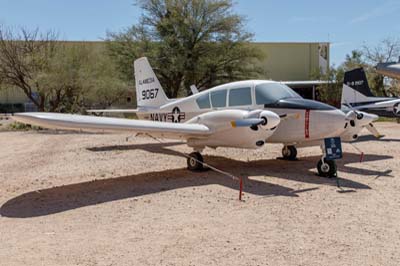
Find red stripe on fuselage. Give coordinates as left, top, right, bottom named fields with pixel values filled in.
left=305, top=109, right=310, bottom=139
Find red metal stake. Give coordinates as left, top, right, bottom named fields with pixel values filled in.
left=239, top=177, right=243, bottom=201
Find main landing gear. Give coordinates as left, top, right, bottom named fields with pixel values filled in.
left=187, top=152, right=204, bottom=171
left=282, top=145, right=297, bottom=160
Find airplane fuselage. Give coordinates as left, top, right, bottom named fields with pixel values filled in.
left=136, top=80, right=347, bottom=147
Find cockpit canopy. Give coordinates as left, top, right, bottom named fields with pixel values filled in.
left=255, top=83, right=301, bottom=105
left=195, top=81, right=301, bottom=109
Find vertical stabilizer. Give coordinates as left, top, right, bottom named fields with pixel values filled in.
left=134, top=57, right=169, bottom=108
left=341, top=68, right=374, bottom=106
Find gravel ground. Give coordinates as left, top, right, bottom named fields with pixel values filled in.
left=0, top=122, right=399, bottom=266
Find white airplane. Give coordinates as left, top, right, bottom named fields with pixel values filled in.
left=13, top=57, right=377, bottom=177
left=341, top=68, right=400, bottom=118
left=376, top=61, right=400, bottom=80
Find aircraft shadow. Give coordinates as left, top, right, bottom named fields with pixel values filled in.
left=87, top=142, right=393, bottom=179
left=1, top=143, right=393, bottom=218
left=0, top=168, right=315, bottom=218
left=87, top=142, right=185, bottom=157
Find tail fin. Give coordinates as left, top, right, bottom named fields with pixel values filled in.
left=341, top=68, right=374, bottom=106
left=134, top=57, right=169, bottom=108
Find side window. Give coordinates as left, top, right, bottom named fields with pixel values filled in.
left=210, top=90, right=227, bottom=108
left=196, top=93, right=211, bottom=109
left=229, top=87, right=252, bottom=106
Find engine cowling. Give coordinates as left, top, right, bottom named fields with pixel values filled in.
left=186, top=109, right=281, bottom=149
left=341, top=111, right=379, bottom=141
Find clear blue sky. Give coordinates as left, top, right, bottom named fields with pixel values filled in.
left=1, top=0, right=399, bottom=65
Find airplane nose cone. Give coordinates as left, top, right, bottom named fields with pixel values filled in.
left=362, top=112, right=379, bottom=123
left=260, top=110, right=280, bottom=129
left=346, top=111, right=378, bottom=125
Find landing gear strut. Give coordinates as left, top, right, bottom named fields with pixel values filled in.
left=187, top=152, right=204, bottom=171
left=282, top=145, right=297, bottom=160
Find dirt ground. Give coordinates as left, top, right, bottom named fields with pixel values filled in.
left=1, top=122, right=399, bottom=266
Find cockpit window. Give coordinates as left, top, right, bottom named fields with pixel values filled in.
left=211, top=89, right=227, bottom=108
left=229, top=87, right=252, bottom=106
left=255, top=83, right=301, bottom=105
left=196, top=93, right=211, bottom=109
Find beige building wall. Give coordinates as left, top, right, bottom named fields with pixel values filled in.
left=253, top=42, right=329, bottom=81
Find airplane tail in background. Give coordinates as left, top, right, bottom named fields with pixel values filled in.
left=341, top=68, right=375, bottom=106
left=134, top=57, right=169, bottom=108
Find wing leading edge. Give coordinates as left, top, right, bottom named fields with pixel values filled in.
left=13, top=113, right=211, bottom=139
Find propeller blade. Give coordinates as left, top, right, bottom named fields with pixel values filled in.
left=365, top=123, right=383, bottom=138
left=231, top=118, right=264, bottom=128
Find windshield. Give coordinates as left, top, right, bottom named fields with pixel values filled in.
left=255, top=83, right=301, bottom=105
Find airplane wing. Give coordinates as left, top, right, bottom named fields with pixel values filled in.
left=86, top=109, right=139, bottom=113
left=282, top=80, right=331, bottom=88
left=376, top=62, right=400, bottom=80
left=349, top=99, right=400, bottom=110
left=13, top=112, right=212, bottom=139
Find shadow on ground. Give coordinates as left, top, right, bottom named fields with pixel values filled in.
left=352, top=135, right=400, bottom=143
left=1, top=142, right=393, bottom=218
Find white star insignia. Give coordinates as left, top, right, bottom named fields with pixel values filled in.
left=394, top=103, right=400, bottom=115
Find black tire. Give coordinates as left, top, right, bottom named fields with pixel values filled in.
left=187, top=152, right=204, bottom=171
left=282, top=145, right=297, bottom=160
left=317, top=159, right=337, bottom=178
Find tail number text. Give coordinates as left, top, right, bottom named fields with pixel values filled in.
left=142, top=88, right=159, bottom=100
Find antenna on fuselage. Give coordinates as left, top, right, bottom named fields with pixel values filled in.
left=190, top=85, right=199, bottom=95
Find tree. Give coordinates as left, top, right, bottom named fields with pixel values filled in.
left=363, top=38, right=400, bottom=64
left=82, top=46, right=133, bottom=110
left=0, top=26, right=60, bottom=111
left=37, top=44, right=133, bottom=112
left=106, top=0, right=263, bottom=98
left=311, top=65, right=344, bottom=107
left=362, top=38, right=400, bottom=97
left=0, top=25, right=131, bottom=112
left=342, top=50, right=367, bottom=71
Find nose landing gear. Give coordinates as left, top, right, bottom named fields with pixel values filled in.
left=317, top=158, right=337, bottom=178
left=282, top=145, right=297, bottom=160
left=317, top=141, right=339, bottom=178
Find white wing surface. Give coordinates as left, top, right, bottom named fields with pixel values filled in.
left=86, top=109, right=139, bottom=113
left=13, top=112, right=211, bottom=139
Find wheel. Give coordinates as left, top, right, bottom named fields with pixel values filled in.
left=282, top=145, right=297, bottom=160
left=317, top=159, right=337, bottom=178
left=187, top=152, right=204, bottom=171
